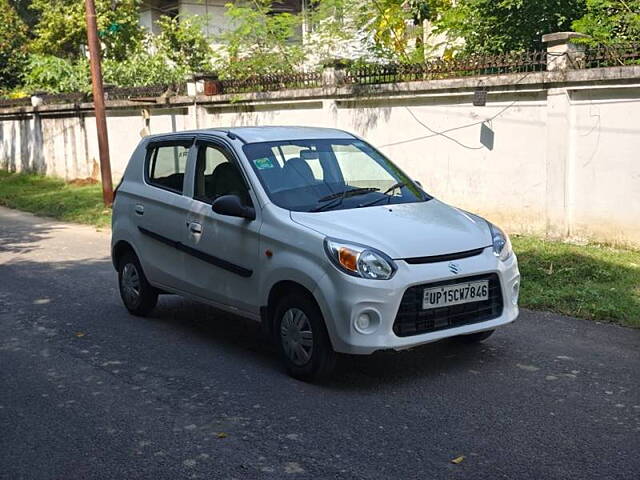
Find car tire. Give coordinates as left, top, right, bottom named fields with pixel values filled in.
left=455, top=329, right=495, bottom=344
left=117, top=251, right=158, bottom=317
left=274, top=292, right=337, bottom=381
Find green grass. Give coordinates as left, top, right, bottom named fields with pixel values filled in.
left=1, top=171, right=638, bottom=327
left=512, top=236, right=640, bottom=328
left=0, top=171, right=111, bottom=228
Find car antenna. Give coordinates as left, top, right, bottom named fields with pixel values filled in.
left=226, top=131, right=247, bottom=144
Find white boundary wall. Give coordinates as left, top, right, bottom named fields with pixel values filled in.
left=1, top=68, right=639, bottom=247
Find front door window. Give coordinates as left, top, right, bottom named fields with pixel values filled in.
left=194, top=144, right=251, bottom=206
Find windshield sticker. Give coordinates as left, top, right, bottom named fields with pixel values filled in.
left=253, top=157, right=275, bottom=170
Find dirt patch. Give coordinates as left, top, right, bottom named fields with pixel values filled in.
left=67, top=178, right=99, bottom=186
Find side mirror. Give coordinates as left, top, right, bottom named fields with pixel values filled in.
left=211, top=195, right=256, bottom=220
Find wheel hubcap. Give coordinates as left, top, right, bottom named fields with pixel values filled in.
left=280, top=308, right=313, bottom=366
left=121, top=263, right=141, bottom=306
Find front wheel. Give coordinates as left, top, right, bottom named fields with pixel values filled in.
left=274, top=293, right=336, bottom=381
left=118, top=252, right=158, bottom=317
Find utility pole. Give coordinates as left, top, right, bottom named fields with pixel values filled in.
left=85, top=0, right=114, bottom=206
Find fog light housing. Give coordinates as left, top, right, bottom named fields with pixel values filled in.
left=356, top=313, right=371, bottom=331
left=512, top=280, right=520, bottom=306
left=353, top=310, right=380, bottom=334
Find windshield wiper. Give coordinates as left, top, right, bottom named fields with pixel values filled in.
left=317, top=187, right=380, bottom=203
left=310, top=187, right=380, bottom=212
left=358, top=182, right=406, bottom=208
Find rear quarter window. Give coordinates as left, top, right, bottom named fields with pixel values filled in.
left=146, top=144, right=190, bottom=194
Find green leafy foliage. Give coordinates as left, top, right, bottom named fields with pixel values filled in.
left=4, top=0, right=640, bottom=93
left=303, top=0, right=451, bottom=65
left=30, top=0, right=144, bottom=60
left=102, top=49, right=189, bottom=87
left=22, top=54, right=91, bottom=94
left=103, top=15, right=212, bottom=87
left=215, top=0, right=305, bottom=78
left=9, top=0, right=40, bottom=27
left=573, top=0, right=640, bottom=45
left=303, top=0, right=373, bottom=64
left=154, top=15, right=213, bottom=73
left=0, top=0, right=29, bottom=91
left=435, top=0, right=587, bottom=54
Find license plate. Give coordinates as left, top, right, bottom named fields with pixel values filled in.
left=422, top=280, right=489, bottom=309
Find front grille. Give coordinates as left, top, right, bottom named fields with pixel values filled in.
left=393, top=273, right=503, bottom=337
left=403, top=247, right=486, bottom=265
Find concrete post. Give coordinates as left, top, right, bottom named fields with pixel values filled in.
left=541, top=32, right=590, bottom=238
left=542, top=32, right=590, bottom=71
left=322, top=66, right=345, bottom=87
left=544, top=88, right=573, bottom=238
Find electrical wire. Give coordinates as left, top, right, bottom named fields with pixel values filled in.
left=378, top=64, right=556, bottom=149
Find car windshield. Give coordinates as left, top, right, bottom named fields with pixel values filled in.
left=243, top=138, right=430, bottom=212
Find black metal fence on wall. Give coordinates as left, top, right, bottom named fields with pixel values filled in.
left=343, top=50, right=548, bottom=85
left=584, top=43, right=640, bottom=68
left=219, top=72, right=322, bottom=94
left=1, top=43, right=639, bottom=108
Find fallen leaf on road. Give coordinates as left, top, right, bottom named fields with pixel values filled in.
left=216, top=432, right=227, bottom=439
left=451, top=456, right=465, bottom=465
left=75, top=332, right=86, bottom=338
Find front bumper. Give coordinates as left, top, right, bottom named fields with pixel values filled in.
left=313, top=247, right=520, bottom=355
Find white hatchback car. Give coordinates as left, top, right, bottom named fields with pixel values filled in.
left=112, top=126, right=519, bottom=380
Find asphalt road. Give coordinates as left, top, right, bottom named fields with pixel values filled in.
left=1, top=206, right=639, bottom=480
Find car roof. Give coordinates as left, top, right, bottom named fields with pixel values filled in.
left=150, top=126, right=357, bottom=144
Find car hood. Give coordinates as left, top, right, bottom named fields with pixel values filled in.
left=290, top=199, right=492, bottom=259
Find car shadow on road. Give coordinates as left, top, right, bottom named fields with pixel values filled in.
left=2, top=250, right=511, bottom=391
left=150, top=295, right=507, bottom=390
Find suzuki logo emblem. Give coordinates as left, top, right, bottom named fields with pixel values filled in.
left=448, top=262, right=460, bottom=274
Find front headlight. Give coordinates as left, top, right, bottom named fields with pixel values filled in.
left=324, top=238, right=396, bottom=280
left=488, top=222, right=513, bottom=261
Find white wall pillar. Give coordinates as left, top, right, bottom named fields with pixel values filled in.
left=544, top=87, right=573, bottom=238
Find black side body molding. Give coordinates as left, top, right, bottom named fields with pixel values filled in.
left=138, top=227, right=253, bottom=278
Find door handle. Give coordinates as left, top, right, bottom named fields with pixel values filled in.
left=189, top=222, right=202, bottom=234
left=134, top=204, right=144, bottom=215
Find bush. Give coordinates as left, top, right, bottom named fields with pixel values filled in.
left=155, top=15, right=213, bottom=73
left=102, top=50, right=190, bottom=87
left=22, top=55, right=91, bottom=94
left=215, top=0, right=305, bottom=79
left=573, top=0, right=640, bottom=45
left=0, top=0, right=29, bottom=91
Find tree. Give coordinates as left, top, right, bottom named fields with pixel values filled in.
left=303, top=0, right=374, bottom=64
left=435, top=0, right=587, bottom=54
left=30, top=0, right=144, bottom=60
left=155, top=14, right=213, bottom=73
left=573, top=0, right=640, bottom=45
left=215, top=0, right=305, bottom=78
left=303, top=0, right=440, bottom=65
left=0, top=0, right=29, bottom=90
left=9, top=0, right=40, bottom=28
left=103, top=15, right=213, bottom=87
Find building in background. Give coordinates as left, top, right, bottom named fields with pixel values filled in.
left=139, top=0, right=306, bottom=38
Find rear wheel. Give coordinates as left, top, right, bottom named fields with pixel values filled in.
left=118, top=252, right=158, bottom=316
left=274, top=292, right=336, bottom=381
left=455, top=329, right=495, bottom=344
